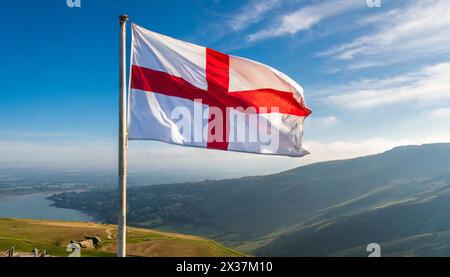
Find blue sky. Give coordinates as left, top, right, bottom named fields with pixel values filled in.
left=1, top=0, right=450, bottom=177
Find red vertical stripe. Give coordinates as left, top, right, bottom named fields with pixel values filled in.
left=205, top=48, right=230, bottom=150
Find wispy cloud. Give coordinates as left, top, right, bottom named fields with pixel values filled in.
left=247, top=0, right=363, bottom=42
left=326, top=63, right=450, bottom=109
left=429, top=108, right=450, bottom=119
left=319, top=0, right=450, bottom=66
left=230, top=0, right=280, bottom=31
left=308, top=116, right=339, bottom=127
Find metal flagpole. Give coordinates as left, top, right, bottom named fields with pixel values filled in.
left=118, top=14, right=128, bottom=257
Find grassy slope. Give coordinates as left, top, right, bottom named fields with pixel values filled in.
left=0, top=218, right=243, bottom=257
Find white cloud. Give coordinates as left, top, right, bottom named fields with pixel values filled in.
left=319, top=0, right=450, bottom=66
left=309, top=116, right=339, bottom=127
left=230, top=0, right=280, bottom=31
left=429, top=108, right=450, bottom=119
left=247, top=0, right=362, bottom=42
left=326, top=63, right=450, bottom=109
left=302, top=134, right=450, bottom=164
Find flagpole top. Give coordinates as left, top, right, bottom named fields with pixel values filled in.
left=119, top=15, right=129, bottom=25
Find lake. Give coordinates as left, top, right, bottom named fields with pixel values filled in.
left=0, top=193, right=93, bottom=222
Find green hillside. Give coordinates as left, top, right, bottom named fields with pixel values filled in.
left=50, top=143, right=450, bottom=256
left=0, top=218, right=243, bottom=257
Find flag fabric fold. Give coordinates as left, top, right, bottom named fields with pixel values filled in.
left=128, top=23, right=311, bottom=156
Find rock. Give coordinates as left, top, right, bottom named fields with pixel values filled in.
left=77, top=239, right=94, bottom=249
left=84, top=236, right=102, bottom=247
left=71, top=236, right=102, bottom=249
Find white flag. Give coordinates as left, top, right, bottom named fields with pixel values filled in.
left=128, top=24, right=311, bottom=156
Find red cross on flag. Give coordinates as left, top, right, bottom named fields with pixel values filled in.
left=128, top=24, right=312, bottom=156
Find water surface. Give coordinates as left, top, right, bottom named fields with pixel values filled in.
left=0, top=193, right=93, bottom=222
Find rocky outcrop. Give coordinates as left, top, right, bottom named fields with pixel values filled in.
left=84, top=236, right=102, bottom=247
left=73, top=236, right=102, bottom=249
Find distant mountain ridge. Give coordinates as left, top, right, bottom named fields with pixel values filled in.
left=50, top=143, right=450, bottom=256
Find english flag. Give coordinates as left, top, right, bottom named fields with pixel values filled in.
left=128, top=24, right=311, bottom=156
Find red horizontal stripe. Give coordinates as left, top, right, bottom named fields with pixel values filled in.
left=227, top=89, right=311, bottom=116
left=130, top=65, right=219, bottom=105
left=130, top=65, right=311, bottom=117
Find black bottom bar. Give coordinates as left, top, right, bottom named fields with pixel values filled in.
left=0, top=257, right=441, bottom=276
